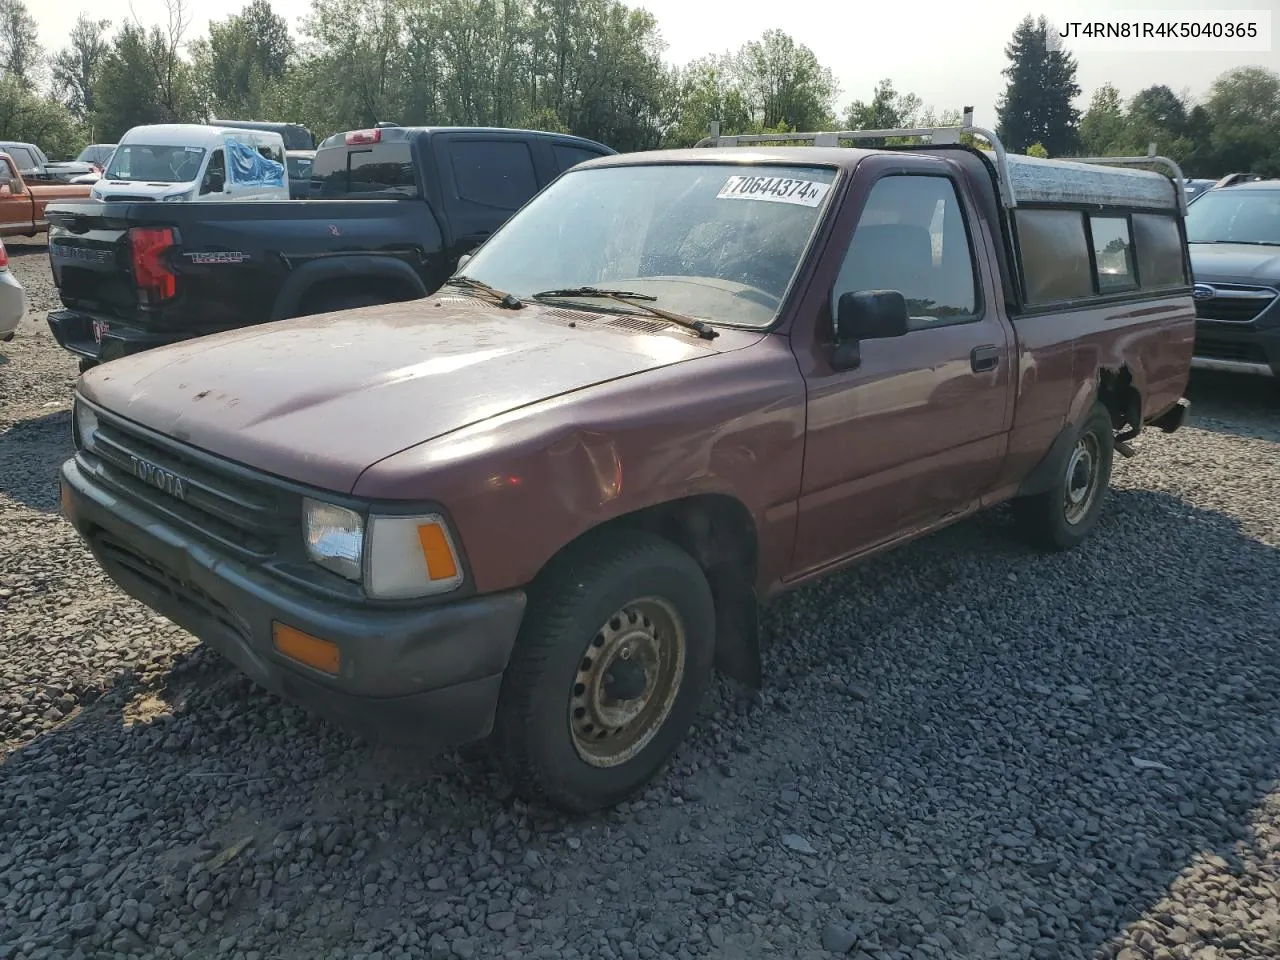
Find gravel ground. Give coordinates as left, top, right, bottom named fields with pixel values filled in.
left=2, top=235, right=1280, bottom=960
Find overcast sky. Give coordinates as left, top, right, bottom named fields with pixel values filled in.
left=26, top=0, right=1280, bottom=124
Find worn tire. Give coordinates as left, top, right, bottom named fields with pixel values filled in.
left=1012, top=400, right=1115, bottom=550
left=493, top=530, right=716, bottom=813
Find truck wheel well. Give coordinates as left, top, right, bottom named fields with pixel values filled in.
left=1097, top=366, right=1141, bottom=434
left=534, top=495, right=763, bottom=690
left=297, top=277, right=420, bottom=316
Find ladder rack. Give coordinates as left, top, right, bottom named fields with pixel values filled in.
left=695, top=122, right=1187, bottom=215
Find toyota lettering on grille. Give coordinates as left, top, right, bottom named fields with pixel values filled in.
left=130, top=455, right=187, bottom=502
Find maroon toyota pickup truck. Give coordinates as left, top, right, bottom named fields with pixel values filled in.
left=60, top=126, right=1195, bottom=812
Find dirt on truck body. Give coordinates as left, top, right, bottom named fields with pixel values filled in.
left=59, top=122, right=1195, bottom=813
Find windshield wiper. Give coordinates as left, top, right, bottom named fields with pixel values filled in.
left=443, top=276, right=524, bottom=310
left=531, top=287, right=718, bottom=340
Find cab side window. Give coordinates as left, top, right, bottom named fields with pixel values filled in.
left=202, top=149, right=226, bottom=194
left=834, top=174, right=979, bottom=328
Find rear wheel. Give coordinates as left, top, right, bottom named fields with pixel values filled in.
left=1012, top=401, right=1114, bottom=550
left=493, top=530, right=716, bottom=813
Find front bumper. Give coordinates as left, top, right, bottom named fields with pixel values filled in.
left=1193, top=321, right=1280, bottom=379
left=60, top=456, right=527, bottom=748
left=47, top=308, right=182, bottom=363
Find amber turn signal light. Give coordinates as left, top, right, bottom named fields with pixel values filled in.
left=272, top=622, right=341, bottom=675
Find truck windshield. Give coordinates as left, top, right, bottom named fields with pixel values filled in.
left=460, top=162, right=838, bottom=329
left=105, top=145, right=206, bottom=183
left=1185, top=189, right=1280, bottom=245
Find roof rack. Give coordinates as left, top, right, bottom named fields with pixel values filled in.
left=696, top=118, right=1187, bottom=215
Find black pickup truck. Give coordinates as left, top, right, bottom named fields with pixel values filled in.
left=45, top=125, right=615, bottom=371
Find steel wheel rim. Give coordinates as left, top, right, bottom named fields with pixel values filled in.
left=568, top=596, right=686, bottom=768
left=1063, top=433, right=1101, bottom=526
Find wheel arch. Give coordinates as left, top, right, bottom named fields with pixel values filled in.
left=527, top=492, right=764, bottom=690
left=271, top=256, right=428, bottom=320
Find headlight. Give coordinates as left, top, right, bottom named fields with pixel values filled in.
left=73, top=397, right=98, bottom=450
left=302, top=500, right=465, bottom=599
left=302, top=498, right=364, bottom=581
left=365, top=514, right=464, bottom=599
left=161, top=190, right=192, bottom=203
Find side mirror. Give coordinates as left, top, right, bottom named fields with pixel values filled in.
left=7, top=177, right=22, bottom=195
left=456, top=253, right=472, bottom=270
left=832, top=290, right=909, bottom=371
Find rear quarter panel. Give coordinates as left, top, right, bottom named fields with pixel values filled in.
left=995, top=293, right=1194, bottom=492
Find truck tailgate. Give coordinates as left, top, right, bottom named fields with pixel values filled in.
left=46, top=203, right=141, bottom=321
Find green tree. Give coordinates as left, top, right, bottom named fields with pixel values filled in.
left=1026, top=142, right=1048, bottom=157
left=843, top=78, right=921, bottom=131
left=996, top=14, right=1080, bottom=155
left=0, top=0, right=42, bottom=87
left=195, top=0, right=295, bottom=119
left=93, top=1, right=202, bottom=139
left=0, top=76, right=82, bottom=157
left=1078, top=83, right=1127, bottom=155
left=50, top=15, right=111, bottom=121
left=1204, top=66, right=1280, bottom=177
left=1126, top=84, right=1189, bottom=155
left=734, top=30, right=837, bottom=131
left=663, top=54, right=750, bottom=146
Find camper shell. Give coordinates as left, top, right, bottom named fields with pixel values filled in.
left=92, top=124, right=289, bottom=203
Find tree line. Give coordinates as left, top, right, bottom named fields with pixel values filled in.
left=0, top=0, right=1274, bottom=178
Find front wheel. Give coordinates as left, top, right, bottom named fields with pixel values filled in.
left=493, top=530, right=716, bottom=813
left=1012, top=400, right=1115, bottom=550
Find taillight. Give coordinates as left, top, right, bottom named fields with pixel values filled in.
left=345, top=129, right=381, bottom=145
left=0, top=239, right=9, bottom=270
left=129, top=226, right=177, bottom=304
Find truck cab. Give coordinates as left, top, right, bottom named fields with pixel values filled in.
left=60, top=121, right=1193, bottom=814
left=92, top=124, right=289, bottom=203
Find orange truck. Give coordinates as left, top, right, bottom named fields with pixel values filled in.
left=0, top=151, right=91, bottom=237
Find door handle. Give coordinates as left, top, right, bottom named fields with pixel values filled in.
left=970, top=344, right=1000, bottom=372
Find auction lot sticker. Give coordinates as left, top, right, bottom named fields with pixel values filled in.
left=717, top=175, right=831, bottom=207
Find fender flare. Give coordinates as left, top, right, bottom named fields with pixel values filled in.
left=270, top=256, right=429, bottom=321
left=1016, top=417, right=1083, bottom=498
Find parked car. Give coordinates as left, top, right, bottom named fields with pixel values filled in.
left=0, top=237, right=24, bottom=342
left=0, top=150, right=92, bottom=237
left=0, top=140, right=63, bottom=182
left=58, top=127, right=1194, bottom=812
left=70, top=149, right=115, bottom=185
left=1184, top=178, right=1216, bottom=203
left=46, top=143, right=118, bottom=181
left=286, top=149, right=315, bottom=199
left=1186, top=178, right=1280, bottom=379
left=210, top=118, right=315, bottom=151
left=91, top=124, right=289, bottom=203
left=45, top=125, right=616, bottom=371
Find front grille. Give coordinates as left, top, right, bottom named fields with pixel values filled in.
left=93, top=532, right=251, bottom=643
left=1194, top=285, right=1276, bottom=323
left=84, top=410, right=293, bottom=560
left=107, top=195, right=157, bottom=202
left=1194, top=337, right=1269, bottom=364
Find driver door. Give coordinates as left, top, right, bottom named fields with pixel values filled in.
left=201, top=149, right=226, bottom=200
left=788, top=156, right=1014, bottom=577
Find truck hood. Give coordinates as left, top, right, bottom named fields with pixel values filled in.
left=80, top=296, right=745, bottom=493
left=1189, top=243, right=1280, bottom=283
left=93, top=179, right=195, bottom=201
